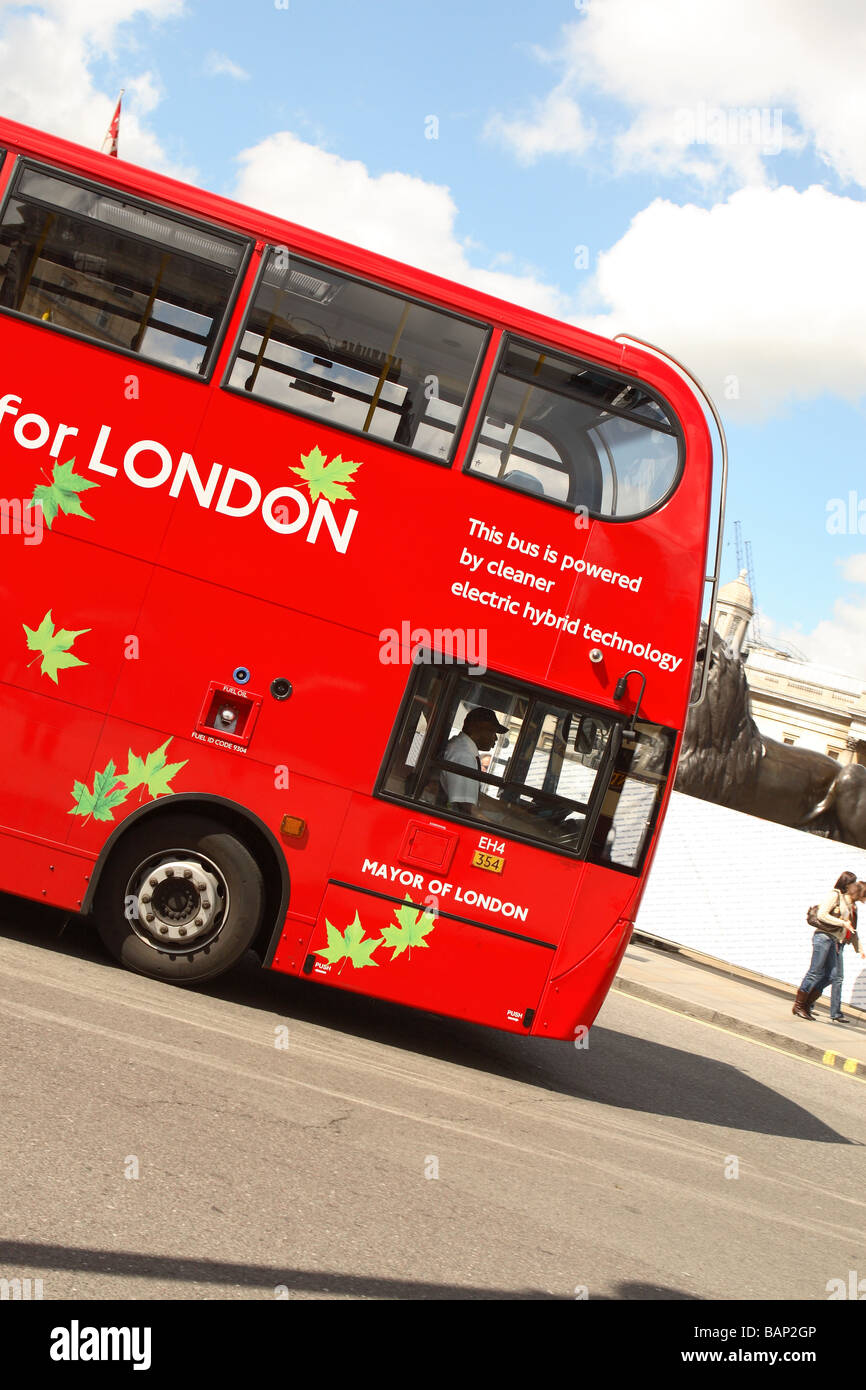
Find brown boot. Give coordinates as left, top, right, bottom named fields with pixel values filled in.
left=805, top=987, right=824, bottom=1020
left=792, top=989, right=814, bottom=1020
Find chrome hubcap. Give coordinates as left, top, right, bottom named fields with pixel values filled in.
left=125, top=850, right=228, bottom=952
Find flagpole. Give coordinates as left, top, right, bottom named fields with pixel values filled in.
left=101, top=90, right=124, bottom=158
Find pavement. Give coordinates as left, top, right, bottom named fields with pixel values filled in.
left=616, top=934, right=866, bottom=1078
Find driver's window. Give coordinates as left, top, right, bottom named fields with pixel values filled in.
left=379, top=662, right=621, bottom=855
left=523, top=707, right=600, bottom=808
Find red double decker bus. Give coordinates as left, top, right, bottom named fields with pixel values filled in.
left=0, top=116, right=724, bottom=1039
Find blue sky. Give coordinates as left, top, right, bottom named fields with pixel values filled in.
left=2, top=0, right=865, bottom=669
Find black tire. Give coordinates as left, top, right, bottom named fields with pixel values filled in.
left=93, top=811, right=265, bottom=984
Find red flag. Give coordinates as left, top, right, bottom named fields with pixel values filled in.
left=101, top=91, right=123, bottom=157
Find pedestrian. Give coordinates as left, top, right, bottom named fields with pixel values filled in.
left=828, top=879, right=866, bottom=1024
left=792, top=871, right=859, bottom=1021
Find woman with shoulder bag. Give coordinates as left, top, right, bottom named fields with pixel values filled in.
left=793, top=871, right=858, bottom=1021
left=828, top=880, right=866, bottom=1023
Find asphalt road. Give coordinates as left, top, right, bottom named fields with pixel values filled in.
left=0, top=896, right=863, bottom=1301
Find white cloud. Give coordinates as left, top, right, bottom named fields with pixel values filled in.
left=490, top=0, right=866, bottom=189
left=0, top=0, right=182, bottom=44
left=485, top=90, right=592, bottom=165
left=777, top=605, right=866, bottom=681
left=5, top=2, right=861, bottom=429
left=763, top=558, right=866, bottom=677
left=233, top=131, right=569, bottom=317
left=0, top=0, right=189, bottom=176
left=577, top=184, right=866, bottom=418
left=233, top=139, right=866, bottom=420
left=204, top=50, right=249, bottom=81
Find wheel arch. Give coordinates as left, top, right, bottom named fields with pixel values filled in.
left=82, top=793, right=289, bottom=965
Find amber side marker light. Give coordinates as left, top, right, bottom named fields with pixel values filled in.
left=280, top=815, right=306, bottom=838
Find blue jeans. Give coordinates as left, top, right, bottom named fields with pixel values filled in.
left=800, top=932, right=839, bottom=997
left=830, top=947, right=845, bottom=1018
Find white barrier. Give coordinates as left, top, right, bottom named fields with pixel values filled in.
left=636, top=791, right=866, bottom=1009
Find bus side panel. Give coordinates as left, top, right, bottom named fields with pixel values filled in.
left=0, top=828, right=93, bottom=909
left=533, top=916, right=633, bottom=1040
left=151, top=391, right=574, bottom=692
left=0, top=530, right=153, bottom=720
left=546, top=495, right=706, bottom=723
left=0, top=529, right=154, bottom=851
left=550, top=863, right=641, bottom=980
left=2, top=323, right=212, bottom=564
left=0, top=683, right=105, bottom=847
left=60, top=713, right=353, bottom=922
left=326, top=797, right=583, bottom=945
left=272, top=795, right=583, bottom=1032
left=103, top=566, right=396, bottom=800
left=300, top=881, right=553, bottom=1034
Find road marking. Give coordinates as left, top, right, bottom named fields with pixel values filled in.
left=619, top=992, right=866, bottom=1084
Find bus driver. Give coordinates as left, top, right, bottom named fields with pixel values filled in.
left=440, top=707, right=508, bottom=817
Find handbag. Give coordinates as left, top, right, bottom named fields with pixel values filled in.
left=807, top=890, right=843, bottom=933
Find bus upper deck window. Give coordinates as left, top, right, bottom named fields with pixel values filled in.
left=0, top=164, right=247, bottom=375
left=465, top=337, right=683, bottom=520
left=226, top=249, right=488, bottom=463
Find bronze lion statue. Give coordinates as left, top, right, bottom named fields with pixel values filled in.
left=675, top=625, right=866, bottom=849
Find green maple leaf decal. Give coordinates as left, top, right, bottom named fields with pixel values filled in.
left=69, top=760, right=128, bottom=823
left=31, top=458, right=98, bottom=529
left=118, top=739, right=188, bottom=800
left=380, top=894, right=437, bottom=960
left=315, top=911, right=381, bottom=969
left=290, top=445, right=362, bottom=503
left=23, top=610, right=89, bottom=683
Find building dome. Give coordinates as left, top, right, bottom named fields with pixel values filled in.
left=714, top=569, right=754, bottom=658
left=718, top=570, right=754, bottom=611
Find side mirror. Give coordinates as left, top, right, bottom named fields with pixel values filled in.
left=614, top=668, right=647, bottom=731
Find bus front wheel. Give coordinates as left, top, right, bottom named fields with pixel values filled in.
left=93, top=812, right=265, bottom=984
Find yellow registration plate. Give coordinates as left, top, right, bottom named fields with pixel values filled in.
left=472, top=851, right=504, bottom=874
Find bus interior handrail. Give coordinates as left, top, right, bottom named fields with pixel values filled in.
left=614, top=333, right=728, bottom=709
